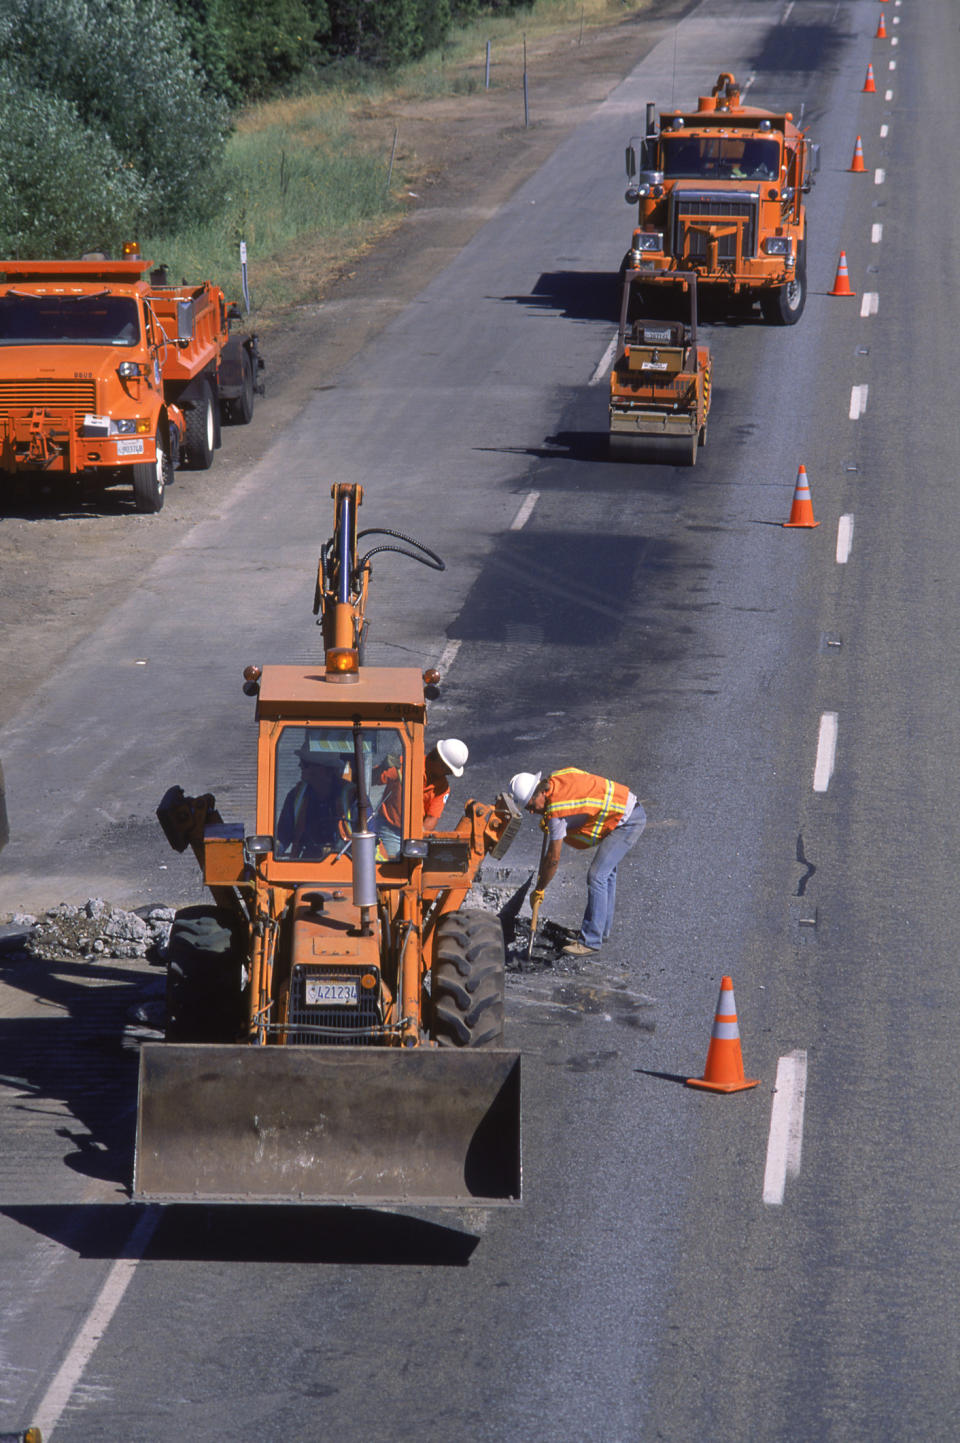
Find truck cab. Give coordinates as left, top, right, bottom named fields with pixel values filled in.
left=623, top=72, right=818, bottom=325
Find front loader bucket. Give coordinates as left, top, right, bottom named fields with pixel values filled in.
left=134, top=1044, right=521, bottom=1206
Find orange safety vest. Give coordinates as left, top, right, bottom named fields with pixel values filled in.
left=544, top=768, right=632, bottom=849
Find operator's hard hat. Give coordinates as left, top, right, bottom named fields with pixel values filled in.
left=509, top=771, right=542, bottom=807
left=297, top=739, right=342, bottom=766
left=436, top=738, right=468, bottom=777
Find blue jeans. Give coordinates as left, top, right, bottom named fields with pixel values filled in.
left=580, top=804, right=646, bottom=950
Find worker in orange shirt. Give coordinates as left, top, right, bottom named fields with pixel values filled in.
left=375, top=738, right=469, bottom=857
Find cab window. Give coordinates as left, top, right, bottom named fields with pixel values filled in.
left=273, top=725, right=405, bottom=861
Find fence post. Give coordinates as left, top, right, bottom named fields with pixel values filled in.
left=385, top=126, right=399, bottom=195
left=523, top=34, right=529, bottom=127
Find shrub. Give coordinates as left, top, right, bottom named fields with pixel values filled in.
left=0, top=0, right=227, bottom=252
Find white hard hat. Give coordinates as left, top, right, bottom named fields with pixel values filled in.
left=509, top=771, right=542, bottom=807
left=436, top=738, right=468, bottom=777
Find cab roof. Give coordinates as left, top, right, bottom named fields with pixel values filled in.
left=256, top=664, right=428, bottom=723
left=0, top=259, right=152, bottom=284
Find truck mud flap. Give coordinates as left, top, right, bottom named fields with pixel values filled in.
left=134, top=1044, right=521, bottom=1206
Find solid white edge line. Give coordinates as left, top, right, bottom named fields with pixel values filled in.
left=813, top=712, right=838, bottom=793
left=510, top=490, right=539, bottom=531
left=836, top=513, right=854, bottom=564
left=33, top=1205, right=162, bottom=1439
left=762, top=1051, right=808, bottom=1205
left=590, top=332, right=619, bottom=386
left=437, top=638, right=462, bottom=673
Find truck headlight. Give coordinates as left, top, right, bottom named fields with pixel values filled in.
left=762, top=236, right=793, bottom=258
left=632, top=231, right=663, bottom=252
left=113, top=418, right=138, bottom=434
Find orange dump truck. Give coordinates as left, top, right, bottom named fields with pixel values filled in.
left=0, top=246, right=263, bottom=512
left=623, top=72, right=818, bottom=324
left=609, top=270, right=711, bottom=466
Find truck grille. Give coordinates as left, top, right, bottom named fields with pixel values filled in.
left=671, top=193, right=758, bottom=263
left=287, top=964, right=381, bottom=1045
left=0, top=378, right=97, bottom=423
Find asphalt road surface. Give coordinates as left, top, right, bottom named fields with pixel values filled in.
left=3, top=0, right=960, bottom=1438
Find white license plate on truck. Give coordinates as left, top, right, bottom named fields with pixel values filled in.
left=305, top=979, right=358, bottom=1007
left=117, top=439, right=145, bottom=456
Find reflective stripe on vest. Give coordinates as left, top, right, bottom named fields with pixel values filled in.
left=544, top=768, right=631, bottom=849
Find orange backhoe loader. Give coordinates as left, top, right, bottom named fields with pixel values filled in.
left=137, top=490, right=522, bottom=1206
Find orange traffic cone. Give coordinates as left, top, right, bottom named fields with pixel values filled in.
left=687, top=976, right=759, bottom=1093
left=876, top=13, right=886, bottom=39
left=830, top=251, right=856, bottom=297
left=849, top=135, right=866, bottom=172
left=782, top=465, right=819, bottom=528
left=862, top=63, right=876, bottom=93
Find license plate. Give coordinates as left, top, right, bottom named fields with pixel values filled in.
left=305, top=979, right=358, bottom=1007
left=641, top=361, right=668, bottom=371
left=117, top=438, right=144, bottom=456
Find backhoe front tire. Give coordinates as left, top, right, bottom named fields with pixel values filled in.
left=165, top=904, right=246, bottom=1042
left=431, top=909, right=506, bottom=1048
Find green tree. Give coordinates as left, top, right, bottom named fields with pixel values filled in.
left=0, top=0, right=228, bottom=252
left=173, top=0, right=331, bottom=101
left=0, top=65, right=146, bottom=255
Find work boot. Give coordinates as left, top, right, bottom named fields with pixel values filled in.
left=562, top=939, right=598, bottom=956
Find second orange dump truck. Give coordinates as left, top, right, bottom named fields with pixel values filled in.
left=0, top=244, right=263, bottom=512
left=622, top=72, right=818, bottom=324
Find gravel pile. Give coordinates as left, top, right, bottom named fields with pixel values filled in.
left=5, top=899, right=175, bottom=963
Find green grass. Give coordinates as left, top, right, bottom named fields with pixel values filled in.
left=141, top=110, right=399, bottom=309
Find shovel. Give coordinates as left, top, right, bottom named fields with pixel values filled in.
left=526, top=830, right=549, bottom=961
left=499, top=871, right=534, bottom=945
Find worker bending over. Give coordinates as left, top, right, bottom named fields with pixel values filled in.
left=376, top=738, right=469, bottom=857
left=510, top=767, right=645, bottom=956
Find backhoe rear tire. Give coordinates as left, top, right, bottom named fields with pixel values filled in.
left=431, top=909, right=505, bottom=1048
left=165, top=904, right=246, bottom=1043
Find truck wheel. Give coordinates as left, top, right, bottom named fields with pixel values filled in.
left=184, top=380, right=216, bottom=469
left=225, top=350, right=255, bottom=425
left=762, top=263, right=807, bottom=325
left=431, top=909, right=505, bottom=1048
left=165, top=904, right=246, bottom=1042
left=131, top=430, right=171, bottom=513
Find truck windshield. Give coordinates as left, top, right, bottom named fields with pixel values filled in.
left=274, top=725, right=406, bottom=862
left=0, top=294, right=141, bottom=346
left=662, top=136, right=780, bottom=181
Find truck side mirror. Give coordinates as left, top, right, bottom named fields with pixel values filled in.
left=177, top=299, right=195, bottom=346
left=803, top=142, right=820, bottom=190
left=625, top=144, right=637, bottom=180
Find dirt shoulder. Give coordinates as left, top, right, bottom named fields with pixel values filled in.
left=0, top=0, right=691, bottom=741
